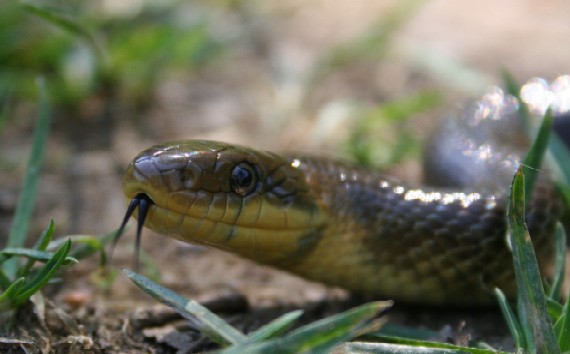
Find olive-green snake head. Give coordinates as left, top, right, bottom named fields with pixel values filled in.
left=123, top=140, right=328, bottom=265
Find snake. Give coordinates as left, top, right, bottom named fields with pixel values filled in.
left=117, top=77, right=569, bottom=306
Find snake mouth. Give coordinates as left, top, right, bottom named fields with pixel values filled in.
left=110, top=193, right=154, bottom=270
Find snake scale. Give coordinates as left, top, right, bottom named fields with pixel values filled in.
left=119, top=77, right=569, bottom=306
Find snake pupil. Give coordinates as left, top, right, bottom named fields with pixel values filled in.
left=231, top=163, right=257, bottom=195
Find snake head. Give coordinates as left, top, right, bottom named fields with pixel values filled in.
left=121, top=140, right=326, bottom=264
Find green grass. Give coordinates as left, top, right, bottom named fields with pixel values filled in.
left=4, top=78, right=52, bottom=278
left=125, top=269, right=391, bottom=353
left=0, top=80, right=72, bottom=321
left=0, top=79, right=108, bottom=325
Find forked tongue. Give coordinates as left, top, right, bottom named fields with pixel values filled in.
left=109, top=193, right=153, bottom=271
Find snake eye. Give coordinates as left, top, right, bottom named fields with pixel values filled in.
left=230, top=163, right=257, bottom=196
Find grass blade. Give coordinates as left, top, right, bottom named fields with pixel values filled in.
left=124, top=269, right=245, bottom=346
left=548, top=299, right=564, bottom=324
left=20, top=220, right=55, bottom=277
left=502, top=71, right=531, bottom=133
left=494, top=288, right=526, bottom=351
left=32, top=220, right=56, bottom=252
left=0, top=278, right=26, bottom=312
left=0, top=248, right=77, bottom=266
left=549, top=223, right=567, bottom=301
left=517, top=295, right=536, bottom=352
left=508, top=167, right=560, bottom=353
left=244, top=310, right=303, bottom=343
left=358, top=335, right=509, bottom=354
left=13, top=239, right=72, bottom=305
left=557, top=310, right=570, bottom=352
left=554, top=301, right=570, bottom=350
left=337, top=341, right=503, bottom=353
left=21, top=3, right=104, bottom=60
left=49, top=233, right=111, bottom=267
left=549, top=134, right=570, bottom=187
left=4, top=78, right=52, bottom=278
left=521, top=109, right=553, bottom=202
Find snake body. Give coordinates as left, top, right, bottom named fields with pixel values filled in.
left=122, top=77, right=568, bottom=306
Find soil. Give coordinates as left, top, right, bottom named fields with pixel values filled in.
left=1, top=1, right=570, bottom=353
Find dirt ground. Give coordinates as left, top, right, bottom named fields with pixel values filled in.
left=2, top=0, right=570, bottom=352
